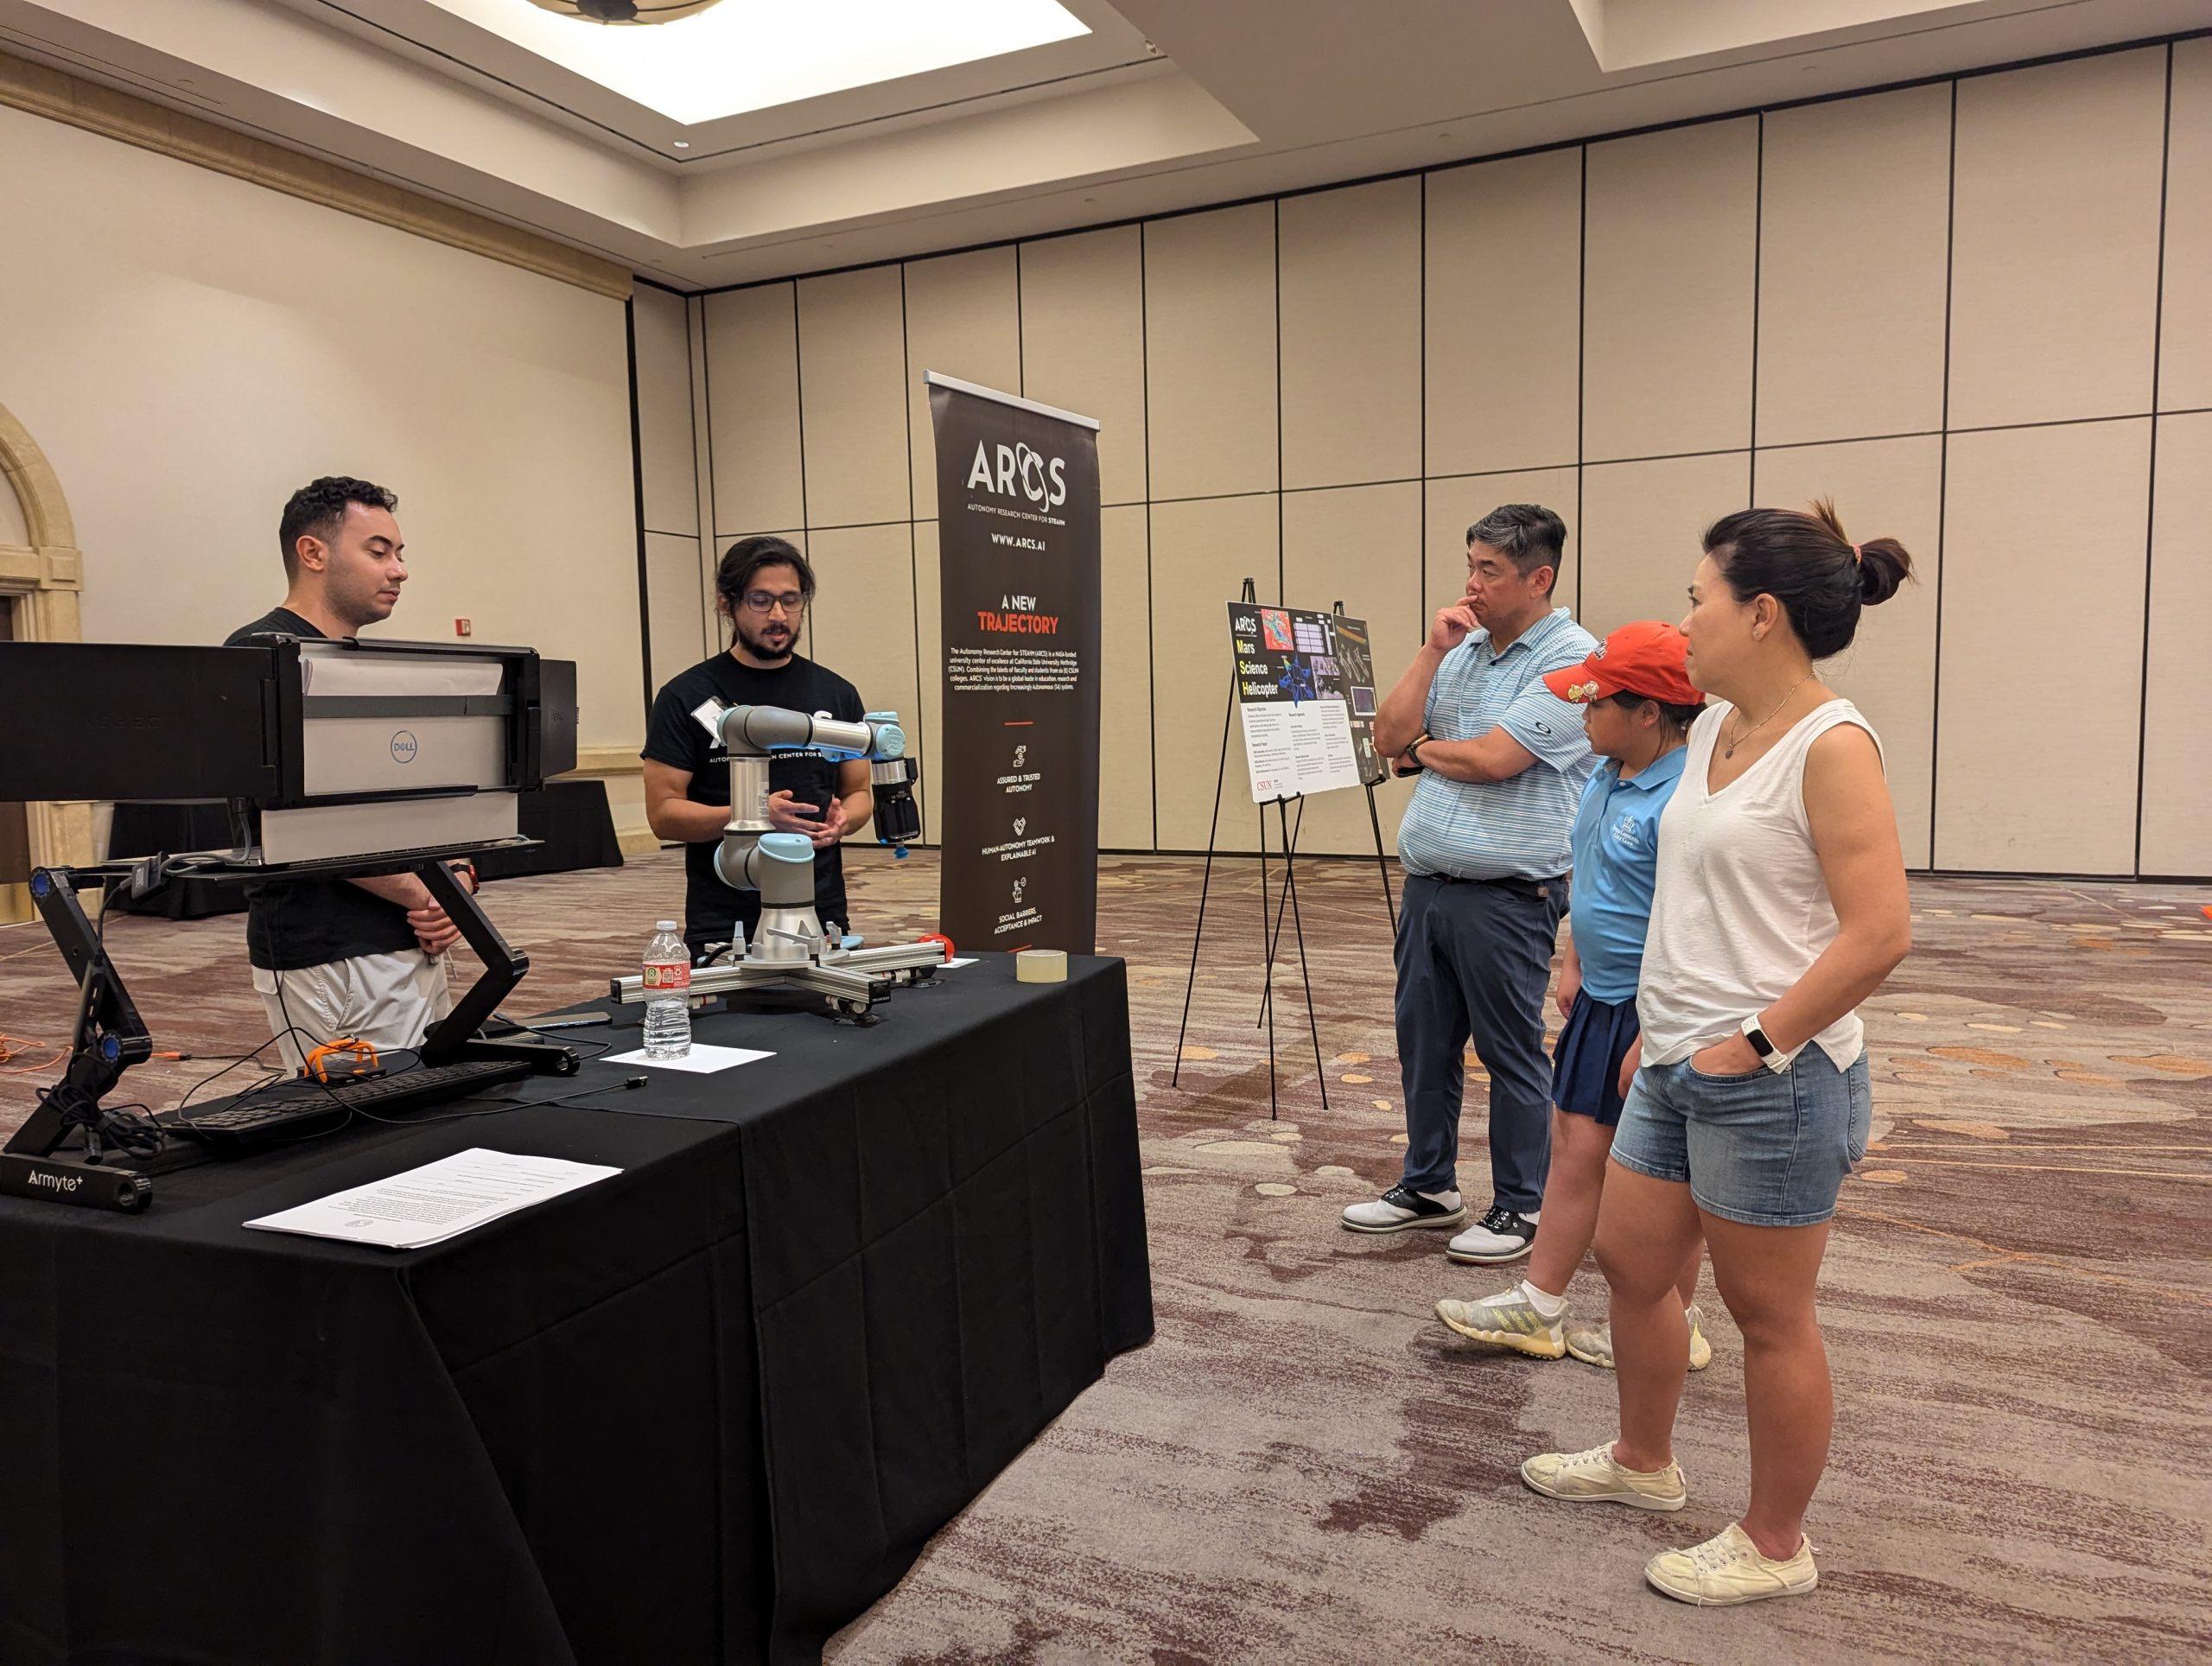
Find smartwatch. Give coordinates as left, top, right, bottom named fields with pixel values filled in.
left=1404, top=734, right=1427, bottom=771
left=1739, top=1013, right=1790, bottom=1073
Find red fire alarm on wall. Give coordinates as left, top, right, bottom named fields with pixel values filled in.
left=454, top=619, right=473, bottom=637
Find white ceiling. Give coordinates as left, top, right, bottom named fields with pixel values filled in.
left=3, top=0, right=2207, bottom=290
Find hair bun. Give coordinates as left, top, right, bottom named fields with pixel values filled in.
left=1855, top=536, right=1912, bottom=606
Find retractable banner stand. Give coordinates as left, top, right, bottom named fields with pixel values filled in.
left=927, top=372, right=1102, bottom=954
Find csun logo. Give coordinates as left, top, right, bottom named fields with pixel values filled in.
left=967, top=442, right=1067, bottom=510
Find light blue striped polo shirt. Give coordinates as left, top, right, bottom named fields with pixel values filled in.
left=1397, top=607, right=1599, bottom=881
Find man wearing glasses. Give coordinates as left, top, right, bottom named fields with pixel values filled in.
left=641, top=535, right=874, bottom=960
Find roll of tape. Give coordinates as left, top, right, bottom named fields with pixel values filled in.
left=1015, top=948, right=1067, bottom=983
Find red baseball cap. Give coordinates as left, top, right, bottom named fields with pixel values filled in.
left=1542, top=620, right=1702, bottom=706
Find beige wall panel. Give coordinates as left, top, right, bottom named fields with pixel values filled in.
left=1758, top=86, right=1951, bottom=448
left=2140, top=411, right=2212, bottom=875
left=1949, top=49, right=2165, bottom=429
left=644, top=532, right=706, bottom=695
left=1020, top=226, right=1148, bottom=506
left=1424, top=470, right=1582, bottom=629
left=2161, top=40, right=2212, bottom=411
left=1426, top=149, right=1582, bottom=476
left=904, top=246, right=1022, bottom=521
left=1150, top=494, right=1278, bottom=852
left=797, top=264, right=911, bottom=528
left=703, top=283, right=804, bottom=538
left=1936, top=421, right=2151, bottom=874
left=0, top=104, right=639, bottom=751
left=1279, top=179, right=1421, bottom=489
left=1281, top=483, right=1421, bottom=855
left=804, top=523, right=921, bottom=846
left=1143, top=203, right=1278, bottom=501
left=912, top=521, right=941, bottom=843
left=1751, top=436, right=1943, bottom=867
left=1580, top=453, right=1751, bottom=638
left=1584, top=118, right=1758, bottom=462
left=1097, top=505, right=1155, bottom=849
left=633, top=282, right=698, bottom=537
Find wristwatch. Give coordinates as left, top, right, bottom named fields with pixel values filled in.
left=1739, top=1013, right=1791, bottom=1073
left=1404, top=734, right=1427, bottom=771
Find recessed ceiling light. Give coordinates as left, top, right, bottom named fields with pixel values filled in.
left=429, top=0, right=1090, bottom=125
left=671, top=139, right=690, bottom=147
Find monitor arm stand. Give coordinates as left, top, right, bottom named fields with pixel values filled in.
left=0, top=867, right=171, bottom=1211
left=0, top=857, right=573, bottom=1214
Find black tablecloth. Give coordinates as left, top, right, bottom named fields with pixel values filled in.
left=109, top=780, right=623, bottom=919
left=0, top=954, right=1151, bottom=1664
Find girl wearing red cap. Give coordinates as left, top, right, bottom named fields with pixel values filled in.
left=1435, top=620, right=1711, bottom=1369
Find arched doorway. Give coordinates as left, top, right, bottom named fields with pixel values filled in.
left=0, top=400, right=93, bottom=918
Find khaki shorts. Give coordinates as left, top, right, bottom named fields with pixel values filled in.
left=252, top=950, right=454, bottom=1072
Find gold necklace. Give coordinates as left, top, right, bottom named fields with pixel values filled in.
left=1724, top=676, right=1811, bottom=759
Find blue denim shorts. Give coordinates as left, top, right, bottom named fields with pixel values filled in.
left=1610, top=1047, right=1872, bottom=1228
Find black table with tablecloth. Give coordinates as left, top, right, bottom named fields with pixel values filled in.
left=107, top=779, right=625, bottom=919
left=0, top=953, right=1151, bottom=1664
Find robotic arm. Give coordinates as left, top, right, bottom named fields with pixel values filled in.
left=710, top=704, right=920, bottom=962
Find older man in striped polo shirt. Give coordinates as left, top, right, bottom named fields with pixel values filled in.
left=1343, top=504, right=1596, bottom=1265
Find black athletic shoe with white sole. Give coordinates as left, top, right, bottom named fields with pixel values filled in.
left=1446, top=1205, right=1540, bottom=1263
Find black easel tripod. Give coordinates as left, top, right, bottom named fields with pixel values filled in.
left=1169, top=583, right=1400, bottom=1120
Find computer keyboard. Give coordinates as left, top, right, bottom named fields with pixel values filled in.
left=164, top=1058, right=535, bottom=1154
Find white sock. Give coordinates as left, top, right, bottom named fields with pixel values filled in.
left=1519, top=1280, right=1567, bottom=1319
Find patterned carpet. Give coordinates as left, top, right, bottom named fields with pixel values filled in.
left=3, top=849, right=2208, bottom=1663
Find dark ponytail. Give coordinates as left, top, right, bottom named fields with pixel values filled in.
left=1703, top=498, right=1913, bottom=658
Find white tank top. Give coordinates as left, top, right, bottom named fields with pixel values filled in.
left=1637, top=698, right=1882, bottom=1071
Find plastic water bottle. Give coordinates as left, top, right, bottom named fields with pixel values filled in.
left=642, top=920, right=693, bottom=1059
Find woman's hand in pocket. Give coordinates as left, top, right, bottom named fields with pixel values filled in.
left=1689, top=1033, right=1764, bottom=1078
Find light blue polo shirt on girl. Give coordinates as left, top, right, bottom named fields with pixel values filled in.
left=1567, top=746, right=1688, bottom=1003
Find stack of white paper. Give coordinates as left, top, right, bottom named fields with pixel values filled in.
left=243, top=1148, right=620, bottom=1250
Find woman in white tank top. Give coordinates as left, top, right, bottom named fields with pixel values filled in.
left=1520, top=501, right=1914, bottom=1607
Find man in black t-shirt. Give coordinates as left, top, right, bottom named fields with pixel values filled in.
left=642, top=536, right=872, bottom=959
left=226, top=476, right=476, bottom=1068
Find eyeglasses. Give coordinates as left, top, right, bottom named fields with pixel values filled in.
left=741, top=590, right=805, bottom=615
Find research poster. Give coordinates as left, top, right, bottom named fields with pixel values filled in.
left=1226, top=602, right=1385, bottom=804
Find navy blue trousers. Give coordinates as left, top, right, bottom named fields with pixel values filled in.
left=1393, top=871, right=1567, bottom=1213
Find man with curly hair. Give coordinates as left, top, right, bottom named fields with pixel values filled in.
left=226, top=476, right=475, bottom=1070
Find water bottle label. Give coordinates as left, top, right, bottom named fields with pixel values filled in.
left=644, top=961, right=691, bottom=991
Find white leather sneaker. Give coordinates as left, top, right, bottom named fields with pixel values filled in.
left=1340, top=1186, right=1464, bottom=1233
left=1445, top=1204, right=1539, bottom=1263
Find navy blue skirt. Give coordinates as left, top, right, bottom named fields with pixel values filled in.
left=1552, top=988, right=1642, bottom=1126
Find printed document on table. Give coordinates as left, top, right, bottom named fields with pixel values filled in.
left=243, top=1148, right=620, bottom=1250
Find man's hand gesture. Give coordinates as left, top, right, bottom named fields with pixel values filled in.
left=1427, top=600, right=1478, bottom=654
left=766, top=790, right=825, bottom=837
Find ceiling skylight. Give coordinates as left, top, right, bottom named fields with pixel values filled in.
left=430, top=0, right=1093, bottom=126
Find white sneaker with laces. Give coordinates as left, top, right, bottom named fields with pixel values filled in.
left=1645, top=1522, right=1818, bottom=1606
left=1445, top=1205, right=1539, bottom=1263
left=1519, top=1441, right=1686, bottom=1510
left=1563, top=1302, right=1715, bottom=1371
left=1434, top=1282, right=1567, bottom=1358
left=1340, top=1186, right=1464, bottom=1233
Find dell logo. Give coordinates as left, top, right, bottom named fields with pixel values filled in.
left=391, top=730, right=419, bottom=763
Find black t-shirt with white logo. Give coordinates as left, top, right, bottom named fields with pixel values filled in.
left=642, top=652, right=865, bottom=948
left=225, top=608, right=421, bottom=970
